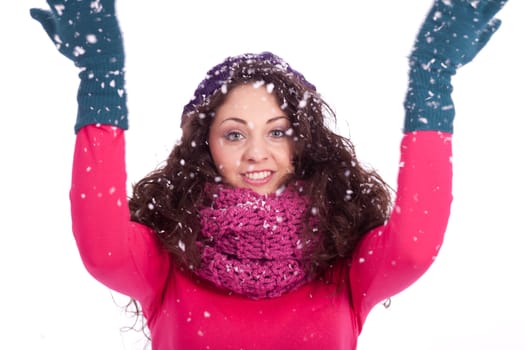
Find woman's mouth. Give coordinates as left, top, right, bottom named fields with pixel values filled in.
left=243, top=170, right=273, bottom=183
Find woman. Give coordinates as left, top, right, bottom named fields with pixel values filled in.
left=30, top=0, right=506, bottom=348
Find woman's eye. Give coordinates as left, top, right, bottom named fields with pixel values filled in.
left=225, top=131, right=244, bottom=141
left=269, top=129, right=286, bottom=138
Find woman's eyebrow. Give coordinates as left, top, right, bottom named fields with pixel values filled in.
left=266, top=116, right=289, bottom=124
left=220, top=115, right=288, bottom=126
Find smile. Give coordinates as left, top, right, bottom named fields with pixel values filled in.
left=243, top=171, right=272, bottom=181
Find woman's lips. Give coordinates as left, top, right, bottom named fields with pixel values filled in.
left=242, top=170, right=273, bottom=184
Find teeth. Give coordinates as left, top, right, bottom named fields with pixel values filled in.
left=245, top=171, right=271, bottom=180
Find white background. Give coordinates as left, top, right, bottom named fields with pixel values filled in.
left=1, top=1, right=524, bottom=349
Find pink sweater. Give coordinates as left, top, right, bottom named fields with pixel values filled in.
left=70, top=125, right=452, bottom=349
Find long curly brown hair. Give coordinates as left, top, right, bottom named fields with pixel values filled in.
left=128, top=57, right=392, bottom=278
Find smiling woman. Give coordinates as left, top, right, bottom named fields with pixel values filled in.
left=128, top=52, right=393, bottom=305
left=26, top=0, right=512, bottom=349
left=208, top=82, right=295, bottom=195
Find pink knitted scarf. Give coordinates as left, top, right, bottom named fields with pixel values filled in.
left=196, top=183, right=314, bottom=299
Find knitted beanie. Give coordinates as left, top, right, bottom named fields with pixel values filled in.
left=181, top=52, right=316, bottom=127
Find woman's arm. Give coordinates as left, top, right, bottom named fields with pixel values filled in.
left=31, top=0, right=170, bottom=302
left=350, top=130, right=452, bottom=328
left=349, top=0, right=507, bottom=329
left=71, top=125, right=170, bottom=302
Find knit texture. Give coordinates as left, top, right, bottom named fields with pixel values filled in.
left=403, top=61, right=455, bottom=133
left=30, top=1, right=128, bottom=133
left=403, top=0, right=505, bottom=133
left=181, top=51, right=316, bottom=127
left=196, top=184, right=315, bottom=299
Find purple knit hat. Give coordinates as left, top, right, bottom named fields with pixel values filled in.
left=181, top=51, right=316, bottom=127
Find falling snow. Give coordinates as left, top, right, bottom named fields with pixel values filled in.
left=86, top=34, right=97, bottom=44
left=54, top=4, right=65, bottom=16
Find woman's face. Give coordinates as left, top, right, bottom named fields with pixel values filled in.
left=208, top=82, right=294, bottom=195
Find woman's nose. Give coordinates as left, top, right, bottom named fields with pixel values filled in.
left=243, top=136, right=269, bottom=162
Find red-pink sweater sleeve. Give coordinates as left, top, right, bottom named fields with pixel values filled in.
left=70, top=125, right=170, bottom=303
left=350, top=131, right=453, bottom=329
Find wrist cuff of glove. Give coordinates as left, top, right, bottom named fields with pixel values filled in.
left=403, top=64, right=455, bottom=133
left=75, top=58, right=128, bottom=133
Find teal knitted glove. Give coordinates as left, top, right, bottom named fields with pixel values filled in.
left=404, top=0, right=507, bottom=133
left=31, top=0, right=128, bottom=133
